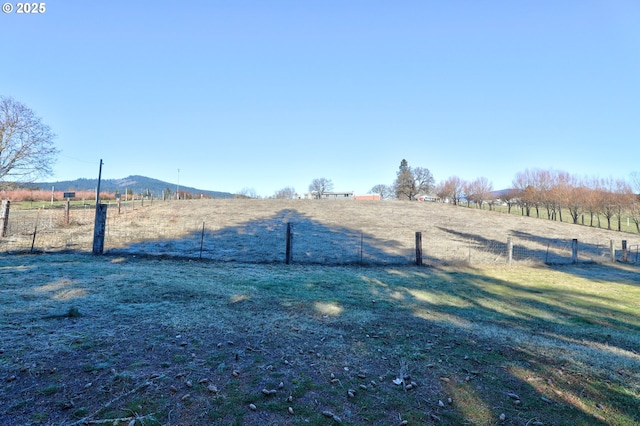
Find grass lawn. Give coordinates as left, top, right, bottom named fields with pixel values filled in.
left=1, top=253, right=639, bottom=425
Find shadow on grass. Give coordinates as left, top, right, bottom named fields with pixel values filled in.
left=107, top=209, right=415, bottom=265
left=353, top=265, right=640, bottom=425
left=436, top=227, right=640, bottom=267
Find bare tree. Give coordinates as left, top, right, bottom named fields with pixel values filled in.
left=273, top=186, right=296, bottom=199
left=0, top=96, right=58, bottom=183
left=599, top=178, right=621, bottom=231
left=369, top=184, right=392, bottom=200
left=613, top=179, right=634, bottom=231
left=565, top=176, right=588, bottom=224
left=500, top=188, right=519, bottom=214
left=442, top=176, right=465, bottom=205
left=465, top=177, right=493, bottom=209
left=308, top=178, right=333, bottom=199
left=584, top=177, right=603, bottom=227
left=236, top=187, right=258, bottom=199
left=513, top=169, right=539, bottom=217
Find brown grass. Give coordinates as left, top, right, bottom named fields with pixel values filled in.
left=4, top=199, right=637, bottom=265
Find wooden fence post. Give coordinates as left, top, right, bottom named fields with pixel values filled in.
left=92, top=204, right=108, bottom=255
left=64, top=200, right=70, bottom=225
left=507, top=237, right=513, bottom=265
left=622, top=240, right=628, bottom=263
left=415, top=231, right=423, bottom=266
left=0, top=200, right=10, bottom=237
left=285, top=222, right=293, bottom=264
left=571, top=239, right=578, bottom=264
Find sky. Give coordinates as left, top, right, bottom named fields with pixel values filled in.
left=2, top=1, right=639, bottom=197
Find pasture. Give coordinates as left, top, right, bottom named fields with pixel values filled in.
left=1, top=200, right=639, bottom=425
left=3, top=199, right=638, bottom=265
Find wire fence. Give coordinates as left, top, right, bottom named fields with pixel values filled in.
left=1, top=203, right=639, bottom=266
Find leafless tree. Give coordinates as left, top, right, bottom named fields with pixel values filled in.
left=513, top=169, right=541, bottom=217
left=273, top=186, right=297, bottom=199
left=465, top=177, right=493, bottom=209
left=369, top=184, right=392, bottom=200
left=308, top=178, right=333, bottom=199
left=500, top=188, right=519, bottom=214
left=0, top=96, right=58, bottom=183
left=236, top=187, right=258, bottom=199
left=613, top=179, right=634, bottom=231
left=565, top=177, right=588, bottom=224
left=436, top=176, right=464, bottom=205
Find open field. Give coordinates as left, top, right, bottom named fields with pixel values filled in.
left=2, top=199, right=639, bottom=265
left=0, top=253, right=639, bottom=425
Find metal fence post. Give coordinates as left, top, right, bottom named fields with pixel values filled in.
left=571, top=239, right=578, bottom=264
left=507, top=237, right=513, bottom=265
left=622, top=240, right=628, bottom=263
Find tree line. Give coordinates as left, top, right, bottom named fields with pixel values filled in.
left=503, top=168, right=640, bottom=232
left=270, top=159, right=640, bottom=234
left=372, top=162, right=640, bottom=233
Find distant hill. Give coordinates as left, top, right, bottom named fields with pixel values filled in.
left=33, top=175, right=234, bottom=199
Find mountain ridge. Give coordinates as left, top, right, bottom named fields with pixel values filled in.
left=33, top=175, right=234, bottom=199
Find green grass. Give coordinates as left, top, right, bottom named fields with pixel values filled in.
left=485, top=203, right=640, bottom=234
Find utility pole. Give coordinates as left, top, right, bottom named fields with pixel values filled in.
left=95, top=159, right=103, bottom=207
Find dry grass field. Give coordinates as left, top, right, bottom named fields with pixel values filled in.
left=5, top=199, right=638, bottom=265
left=1, top=200, right=639, bottom=425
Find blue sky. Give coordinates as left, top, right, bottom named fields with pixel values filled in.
left=2, top=1, right=639, bottom=196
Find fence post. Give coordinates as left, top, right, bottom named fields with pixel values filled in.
left=0, top=200, right=10, bottom=237
left=415, top=231, right=423, bottom=266
left=64, top=200, right=70, bottom=225
left=92, top=204, right=108, bottom=255
left=622, top=240, right=628, bottom=263
left=571, top=239, right=578, bottom=264
left=31, top=208, right=41, bottom=253
left=610, top=240, right=615, bottom=263
left=285, top=222, right=292, bottom=264
left=507, top=237, right=513, bottom=265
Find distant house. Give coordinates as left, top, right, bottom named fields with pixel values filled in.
left=417, top=194, right=440, bottom=202
left=305, top=191, right=354, bottom=200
